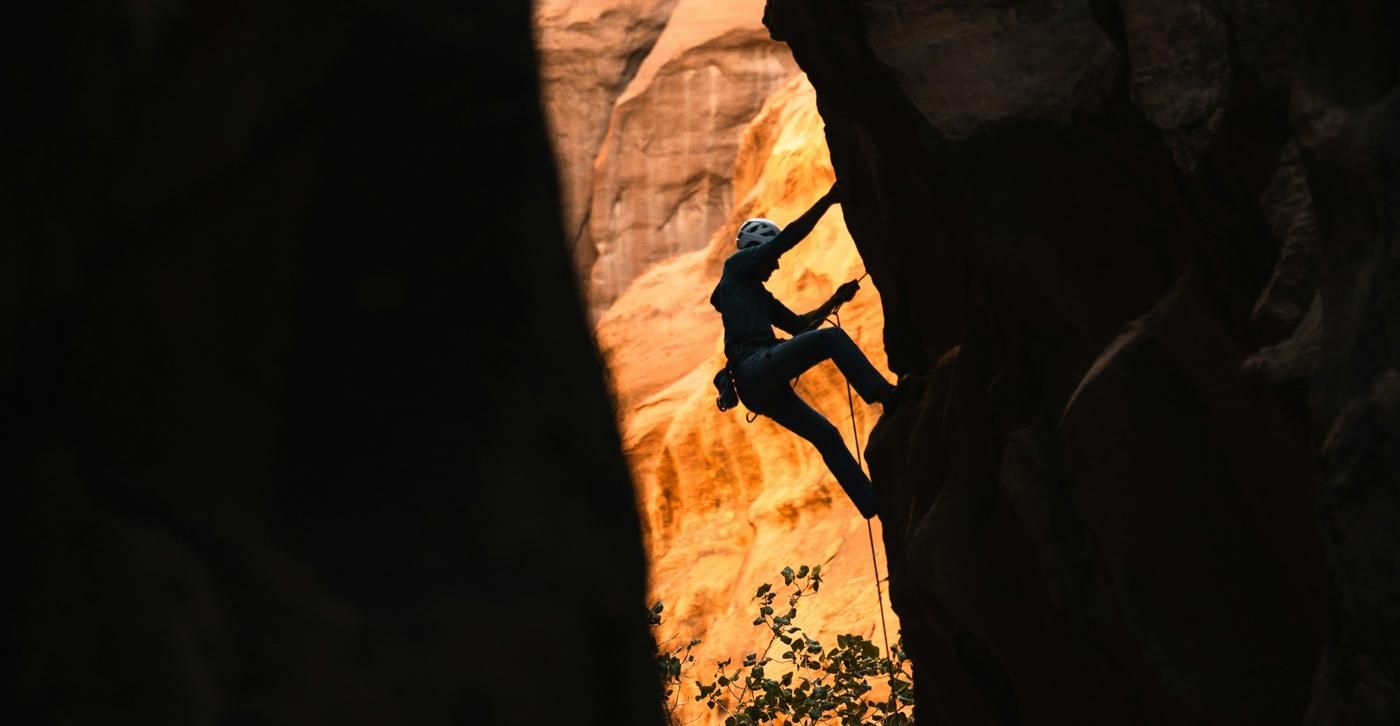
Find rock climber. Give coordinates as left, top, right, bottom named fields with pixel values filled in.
left=709, top=179, right=901, bottom=520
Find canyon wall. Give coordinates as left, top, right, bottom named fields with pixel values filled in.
left=597, top=74, right=900, bottom=725
left=9, top=3, right=661, bottom=724
left=540, top=12, right=908, bottom=723
left=535, top=0, right=681, bottom=277
left=537, top=0, right=800, bottom=318
left=763, top=0, right=1398, bottom=724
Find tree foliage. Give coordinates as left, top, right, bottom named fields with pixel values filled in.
left=649, top=564, right=914, bottom=725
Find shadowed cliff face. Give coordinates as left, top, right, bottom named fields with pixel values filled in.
left=8, top=2, right=662, bottom=724
left=765, top=0, right=1398, bottom=724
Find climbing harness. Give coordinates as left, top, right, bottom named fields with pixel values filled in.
left=713, top=368, right=740, bottom=412
left=714, top=273, right=871, bottom=422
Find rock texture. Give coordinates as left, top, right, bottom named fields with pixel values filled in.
left=538, top=0, right=800, bottom=319
left=535, top=0, right=681, bottom=278
left=1291, top=7, right=1400, bottom=722
left=761, top=0, right=1398, bottom=723
left=597, top=75, right=900, bottom=725
left=8, top=3, right=661, bottom=724
left=537, top=0, right=799, bottom=317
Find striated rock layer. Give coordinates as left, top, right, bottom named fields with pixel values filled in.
left=538, top=0, right=800, bottom=319
left=598, top=75, right=901, bottom=724
left=535, top=0, right=681, bottom=279
left=765, top=0, right=1398, bottom=724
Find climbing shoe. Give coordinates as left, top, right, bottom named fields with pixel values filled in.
left=848, top=482, right=879, bottom=520
left=879, top=379, right=907, bottom=414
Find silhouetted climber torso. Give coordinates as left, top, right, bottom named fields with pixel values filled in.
left=710, top=180, right=899, bottom=519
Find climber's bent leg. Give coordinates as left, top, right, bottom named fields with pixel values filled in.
left=762, top=387, right=878, bottom=519
left=764, top=328, right=892, bottom=404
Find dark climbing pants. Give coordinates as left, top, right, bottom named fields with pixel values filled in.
left=733, top=328, right=890, bottom=519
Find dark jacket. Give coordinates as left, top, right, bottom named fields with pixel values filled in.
left=709, top=237, right=807, bottom=362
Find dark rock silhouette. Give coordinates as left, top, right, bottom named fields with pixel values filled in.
left=765, top=0, right=1397, bottom=723
left=8, top=3, right=662, bottom=724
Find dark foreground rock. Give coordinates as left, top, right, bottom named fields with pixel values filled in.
left=6, top=3, right=662, bottom=724
left=765, top=0, right=1398, bottom=723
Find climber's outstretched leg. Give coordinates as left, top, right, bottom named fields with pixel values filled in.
left=761, top=386, right=878, bottom=519
left=762, top=327, right=894, bottom=405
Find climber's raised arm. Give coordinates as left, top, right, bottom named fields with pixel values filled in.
left=749, top=179, right=846, bottom=269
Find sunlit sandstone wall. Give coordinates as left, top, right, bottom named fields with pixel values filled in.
left=534, top=0, right=680, bottom=280
left=536, top=6, right=903, bottom=722
left=597, top=76, right=899, bottom=724
left=536, top=0, right=799, bottom=319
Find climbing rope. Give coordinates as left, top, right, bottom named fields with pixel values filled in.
left=832, top=307, right=896, bottom=703
left=735, top=274, right=894, bottom=690
left=732, top=277, right=897, bottom=703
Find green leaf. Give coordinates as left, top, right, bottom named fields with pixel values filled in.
left=650, top=563, right=915, bottom=722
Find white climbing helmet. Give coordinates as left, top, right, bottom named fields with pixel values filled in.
left=736, top=218, right=781, bottom=250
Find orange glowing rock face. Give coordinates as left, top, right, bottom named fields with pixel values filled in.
left=533, top=0, right=680, bottom=275
left=536, top=5, right=898, bottom=721
left=536, top=0, right=799, bottom=320
left=596, top=76, right=899, bottom=723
